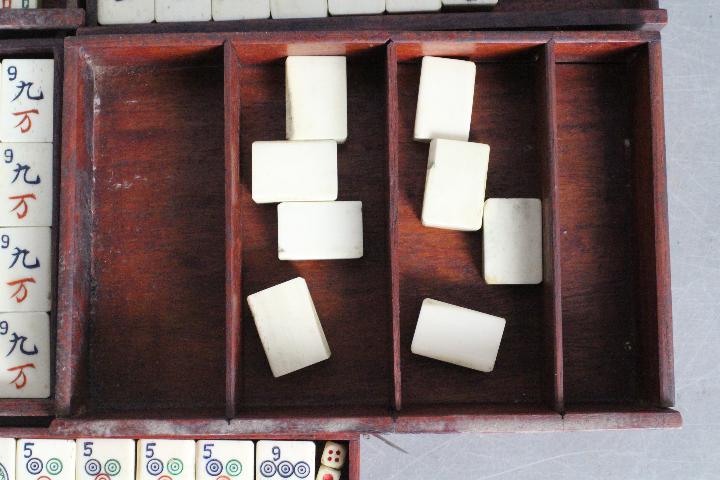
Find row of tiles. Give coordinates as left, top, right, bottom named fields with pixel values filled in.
left=96, top=0, right=498, bottom=25
left=0, top=58, right=56, bottom=398
left=0, top=439, right=348, bottom=480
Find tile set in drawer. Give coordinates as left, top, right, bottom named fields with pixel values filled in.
left=0, top=439, right=348, bottom=480
left=0, top=59, right=53, bottom=399
left=94, top=0, right=498, bottom=24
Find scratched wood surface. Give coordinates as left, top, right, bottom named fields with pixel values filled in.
left=49, top=31, right=680, bottom=436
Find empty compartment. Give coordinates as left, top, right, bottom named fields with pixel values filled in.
left=556, top=43, right=670, bottom=407
left=232, top=40, right=393, bottom=413
left=491, top=0, right=656, bottom=11
left=64, top=43, right=227, bottom=416
left=395, top=42, right=553, bottom=408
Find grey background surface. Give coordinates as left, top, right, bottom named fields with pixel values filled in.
left=361, top=2, right=720, bottom=478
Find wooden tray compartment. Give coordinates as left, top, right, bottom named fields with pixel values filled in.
left=0, top=1, right=84, bottom=32
left=394, top=42, right=553, bottom=411
left=79, top=0, right=667, bottom=35
left=59, top=40, right=227, bottom=418
left=58, top=31, right=678, bottom=434
left=0, top=38, right=64, bottom=419
left=555, top=41, right=673, bottom=411
left=232, top=39, right=393, bottom=417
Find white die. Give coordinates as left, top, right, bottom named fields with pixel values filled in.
left=196, top=441, right=254, bottom=480
left=0, top=227, right=51, bottom=312
left=0, top=59, right=54, bottom=143
left=76, top=439, right=135, bottom=480
left=0, top=143, right=52, bottom=227
left=16, top=440, right=75, bottom=480
left=315, top=466, right=340, bottom=480
left=0, top=312, right=50, bottom=398
left=320, top=442, right=346, bottom=469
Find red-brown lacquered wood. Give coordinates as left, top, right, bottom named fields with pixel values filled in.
left=394, top=40, right=550, bottom=409
left=562, top=405, right=682, bottom=431
left=630, top=40, right=674, bottom=407
left=0, top=8, right=83, bottom=31
left=56, top=31, right=676, bottom=433
left=386, top=41, right=402, bottom=412
left=231, top=35, right=394, bottom=413
left=555, top=41, right=672, bottom=408
left=224, top=41, right=242, bottom=420
left=57, top=40, right=91, bottom=417
left=395, top=405, right=563, bottom=433
left=0, top=38, right=63, bottom=417
left=79, top=6, right=666, bottom=34
left=49, top=414, right=388, bottom=436
left=538, top=41, right=564, bottom=413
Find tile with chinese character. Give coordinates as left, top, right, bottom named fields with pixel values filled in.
left=0, top=312, right=50, bottom=398
left=0, top=438, right=16, bottom=480
left=0, top=227, right=50, bottom=312
left=0, top=143, right=52, bottom=227
left=196, top=441, right=254, bottom=480
left=136, top=440, right=195, bottom=480
left=0, top=59, right=54, bottom=143
left=76, top=439, right=135, bottom=480
left=16, top=440, right=75, bottom=480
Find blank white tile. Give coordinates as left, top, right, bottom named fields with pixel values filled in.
left=414, top=56, right=476, bottom=142
left=0, top=59, right=54, bottom=143
left=329, top=0, right=385, bottom=15
left=136, top=440, right=195, bottom=480
left=286, top=56, right=347, bottom=143
left=252, top=140, right=337, bottom=204
left=247, top=277, right=330, bottom=378
left=256, top=441, right=315, bottom=480
left=483, top=198, right=543, bottom=285
left=278, top=201, right=363, bottom=260
left=212, top=0, right=270, bottom=20
left=156, top=0, right=211, bottom=22
left=0, top=439, right=15, bottom=480
left=16, top=440, right=75, bottom=480
left=421, top=139, right=489, bottom=231
left=0, top=313, right=50, bottom=398
left=411, top=298, right=505, bottom=372
left=0, top=143, right=52, bottom=227
left=7, top=1, right=39, bottom=8
left=97, top=0, right=155, bottom=24
left=196, top=441, right=254, bottom=480
left=386, top=0, right=440, bottom=13
left=0, top=227, right=51, bottom=312
left=76, top=439, right=135, bottom=480
left=270, top=0, right=327, bottom=18
left=442, top=0, right=497, bottom=7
